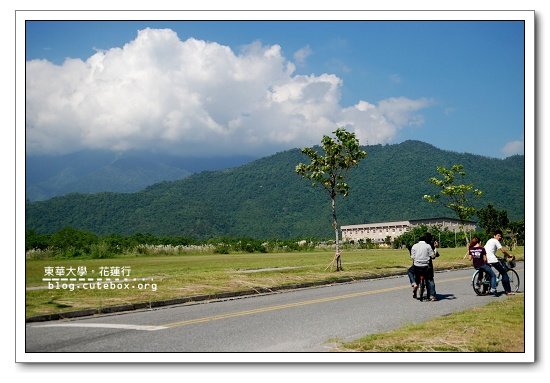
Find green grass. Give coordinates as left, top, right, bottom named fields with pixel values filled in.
left=339, top=294, right=524, bottom=352
left=25, top=246, right=524, bottom=318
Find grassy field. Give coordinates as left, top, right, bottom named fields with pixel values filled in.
left=340, top=294, right=525, bottom=352
left=25, top=246, right=524, bottom=319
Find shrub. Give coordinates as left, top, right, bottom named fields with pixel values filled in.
left=90, top=242, right=114, bottom=259
left=214, top=244, right=231, bottom=254
left=50, top=227, right=98, bottom=255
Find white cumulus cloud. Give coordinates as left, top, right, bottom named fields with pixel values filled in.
left=293, top=45, right=312, bottom=66
left=501, top=140, right=524, bottom=157
left=26, top=28, right=432, bottom=156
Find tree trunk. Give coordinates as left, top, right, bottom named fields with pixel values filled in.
left=460, top=223, right=469, bottom=246
left=332, top=195, right=342, bottom=271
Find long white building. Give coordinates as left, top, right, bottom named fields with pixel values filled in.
left=341, top=217, right=476, bottom=243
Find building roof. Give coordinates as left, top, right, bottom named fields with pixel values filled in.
left=341, top=220, right=410, bottom=229
left=410, top=217, right=477, bottom=224
left=341, top=217, right=476, bottom=230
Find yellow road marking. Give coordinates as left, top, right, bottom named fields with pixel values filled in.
left=160, top=274, right=475, bottom=329
left=162, top=286, right=402, bottom=328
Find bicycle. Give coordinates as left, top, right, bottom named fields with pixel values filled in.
left=417, top=274, right=426, bottom=301
left=472, top=257, right=520, bottom=296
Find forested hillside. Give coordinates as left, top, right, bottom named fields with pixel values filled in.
left=26, top=150, right=255, bottom=201
left=26, top=140, right=524, bottom=239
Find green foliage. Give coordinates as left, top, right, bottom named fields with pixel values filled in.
left=101, top=234, right=128, bottom=254
left=296, top=127, right=367, bottom=270
left=208, top=237, right=267, bottom=254
left=49, top=227, right=98, bottom=257
left=296, top=128, right=367, bottom=199
left=355, top=238, right=375, bottom=249
left=295, top=128, right=367, bottom=239
left=423, top=164, right=483, bottom=223
left=507, top=220, right=525, bottom=247
left=213, top=244, right=231, bottom=254
left=476, top=204, right=509, bottom=235
left=393, top=224, right=482, bottom=249
left=25, top=227, right=325, bottom=258
left=423, top=164, right=483, bottom=245
left=89, top=241, right=114, bottom=259
left=26, top=141, right=524, bottom=240
left=26, top=229, right=51, bottom=251
left=393, top=225, right=433, bottom=249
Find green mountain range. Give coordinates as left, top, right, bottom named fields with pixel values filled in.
left=25, top=140, right=524, bottom=239
left=26, top=150, right=255, bottom=201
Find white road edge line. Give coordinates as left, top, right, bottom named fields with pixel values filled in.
left=31, top=323, right=167, bottom=331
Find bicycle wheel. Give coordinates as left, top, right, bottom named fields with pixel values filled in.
left=506, top=269, right=520, bottom=293
left=472, top=270, right=485, bottom=295
left=419, top=277, right=425, bottom=301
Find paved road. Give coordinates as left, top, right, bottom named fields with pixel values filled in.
left=26, top=263, right=523, bottom=353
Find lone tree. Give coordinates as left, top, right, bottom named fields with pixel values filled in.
left=295, top=127, right=367, bottom=271
left=423, top=164, right=483, bottom=247
left=477, top=203, right=509, bottom=236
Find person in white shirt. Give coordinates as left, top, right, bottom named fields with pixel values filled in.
left=411, top=234, right=436, bottom=301
left=484, top=229, right=515, bottom=296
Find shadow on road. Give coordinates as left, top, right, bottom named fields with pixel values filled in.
left=433, top=293, right=457, bottom=301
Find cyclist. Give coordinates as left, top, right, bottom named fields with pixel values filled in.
left=468, top=236, right=497, bottom=296
left=426, top=235, right=439, bottom=300
left=484, top=229, right=516, bottom=296
left=406, top=243, right=418, bottom=298
left=411, top=233, right=436, bottom=301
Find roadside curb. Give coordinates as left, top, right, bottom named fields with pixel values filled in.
left=26, top=275, right=370, bottom=323
left=25, top=267, right=475, bottom=323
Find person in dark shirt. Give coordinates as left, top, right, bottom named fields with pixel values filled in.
left=406, top=243, right=417, bottom=297
left=425, top=234, right=439, bottom=300
left=468, top=236, right=497, bottom=296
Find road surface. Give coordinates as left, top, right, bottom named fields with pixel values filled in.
left=25, top=263, right=524, bottom=353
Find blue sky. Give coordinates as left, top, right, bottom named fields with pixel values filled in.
left=25, top=20, right=525, bottom=158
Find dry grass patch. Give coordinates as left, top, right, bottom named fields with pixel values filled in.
left=341, top=295, right=524, bottom=352
left=25, top=247, right=524, bottom=318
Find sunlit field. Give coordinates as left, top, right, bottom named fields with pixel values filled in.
left=26, top=246, right=524, bottom=318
